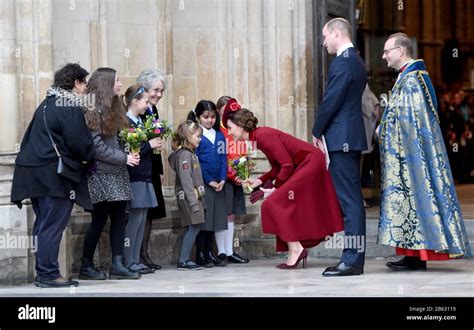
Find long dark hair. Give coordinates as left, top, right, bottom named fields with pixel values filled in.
left=187, top=100, right=221, bottom=131
left=84, top=68, right=129, bottom=136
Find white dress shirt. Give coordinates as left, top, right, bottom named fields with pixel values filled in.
left=201, top=126, right=216, bottom=145
left=126, top=111, right=143, bottom=125
left=336, top=42, right=354, bottom=57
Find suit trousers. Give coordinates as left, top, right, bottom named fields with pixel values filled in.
left=328, top=151, right=366, bottom=268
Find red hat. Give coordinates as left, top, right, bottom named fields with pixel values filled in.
left=222, top=98, right=241, bottom=128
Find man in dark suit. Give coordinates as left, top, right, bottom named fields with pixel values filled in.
left=312, top=18, right=368, bottom=276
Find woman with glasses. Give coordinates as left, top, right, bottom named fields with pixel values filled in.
left=79, top=68, right=140, bottom=280
left=11, top=63, right=94, bottom=288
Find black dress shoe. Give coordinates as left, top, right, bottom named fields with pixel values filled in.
left=177, top=260, right=203, bottom=270
left=218, top=253, right=228, bottom=261
left=140, top=253, right=161, bottom=271
left=196, top=252, right=214, bottom=268
left=322, top=262, right=363, bottom=277
left=35, top=276, right=79, bottom=288
left=151, top=263, right=162, bottom=271
left=79, top=257, right=107, bottom=280
left=228, top=253, right=250, bottom=264
left=386, top=256, right=427, bottom=270
left=207, top=252, right=227, bottom=267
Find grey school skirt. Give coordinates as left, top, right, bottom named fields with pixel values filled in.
left=129, top=181, right=158, bottom=209
left=224, top=181, right=247, bottom=216
left=202, top=184, right=228, bottom=231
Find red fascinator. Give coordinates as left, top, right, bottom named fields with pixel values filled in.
left=222, top=98, right=241, bottom=128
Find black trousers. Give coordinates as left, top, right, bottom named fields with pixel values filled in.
left=31, top=196, right=74, bottom=279
left=82, top=201, right=127, bottom=259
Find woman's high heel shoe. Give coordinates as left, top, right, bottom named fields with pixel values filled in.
left=276, top=249, right=308, bottom=269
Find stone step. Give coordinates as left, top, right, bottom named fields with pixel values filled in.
left=239, top=238, right=278, bottom=258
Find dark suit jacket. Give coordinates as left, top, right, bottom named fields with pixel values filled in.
left=312, top=47, right=368, bottom=152
left=140, top=105, right=164, bottom=175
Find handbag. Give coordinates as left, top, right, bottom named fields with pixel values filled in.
left=42, top=103, right=82, bottom=183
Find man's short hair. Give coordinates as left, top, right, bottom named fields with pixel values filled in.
left=388, top=33, right=413, bottom=57
left=325, top=18, right=352, bottom=38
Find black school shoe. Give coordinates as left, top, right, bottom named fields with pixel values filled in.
left=34, top=276, right=79, bottom=288
left=228, top=253, right=250, bottom=264
left=196, top=252, right=214, bottom=268
left=207, top=252, right=227, bottom=267
left=218, top=253, right=228, bottom=261
left=177, top=260, right=203, bottom=270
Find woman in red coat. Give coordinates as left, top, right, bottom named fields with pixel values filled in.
left=223, top=104, right=344, bottom=269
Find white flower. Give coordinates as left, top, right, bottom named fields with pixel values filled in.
left=239, top=157, right=246, bottom=165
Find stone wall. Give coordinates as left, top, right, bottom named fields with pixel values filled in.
left=0, top=0, right=317, bottom=284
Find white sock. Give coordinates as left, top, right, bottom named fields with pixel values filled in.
left=215, top=230, right=226, bottom=255
left=225, top=221, right=235, bottom=256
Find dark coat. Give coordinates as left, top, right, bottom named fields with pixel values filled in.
left=11, top=94, right=94, bottom=208
left=312, top=47, right=368, bottom=152
left=140, top=105, right=166, bottom=219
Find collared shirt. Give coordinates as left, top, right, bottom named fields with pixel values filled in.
left=336, top=42, right=354, bottom=57
left=398, top=60, right=413, bottom=72
left=201, top=125, right=216, bottom=145
left=126, top=111, right=143, bottom=126
left=395, top=59, right=415, bottom=83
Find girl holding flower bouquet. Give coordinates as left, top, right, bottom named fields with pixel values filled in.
left=122, top=84, right=163, bottom=275
left=215, top=96, right=250, bottom=264
left=81, top=68, right=140, bottom=280
left=188, top=100, right=228, bottom=267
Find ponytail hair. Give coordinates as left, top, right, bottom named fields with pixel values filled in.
left=121, top=84, right=148, bottom=108
left=187, top=100, right=221, bottom=131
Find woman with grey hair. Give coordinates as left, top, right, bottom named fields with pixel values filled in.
left=136, top=69, right=167, bottom=270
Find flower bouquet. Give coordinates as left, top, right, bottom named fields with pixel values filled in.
left=118, top=126, right=148, bottom=155
left=228, top=156, right=256, bottom=194
left=143, top=115, right=173, bottom=154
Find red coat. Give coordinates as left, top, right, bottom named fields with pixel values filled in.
left=249, top=127, right=344, bottom=252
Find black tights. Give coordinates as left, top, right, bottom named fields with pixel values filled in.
left=195, top=230, right=214, bottom=256
left=140, top=218, right=153, bottom=261
left=82, top=201, right=127, bottom=259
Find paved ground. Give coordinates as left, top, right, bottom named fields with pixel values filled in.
left=0, top=257, right=472, bottom=297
